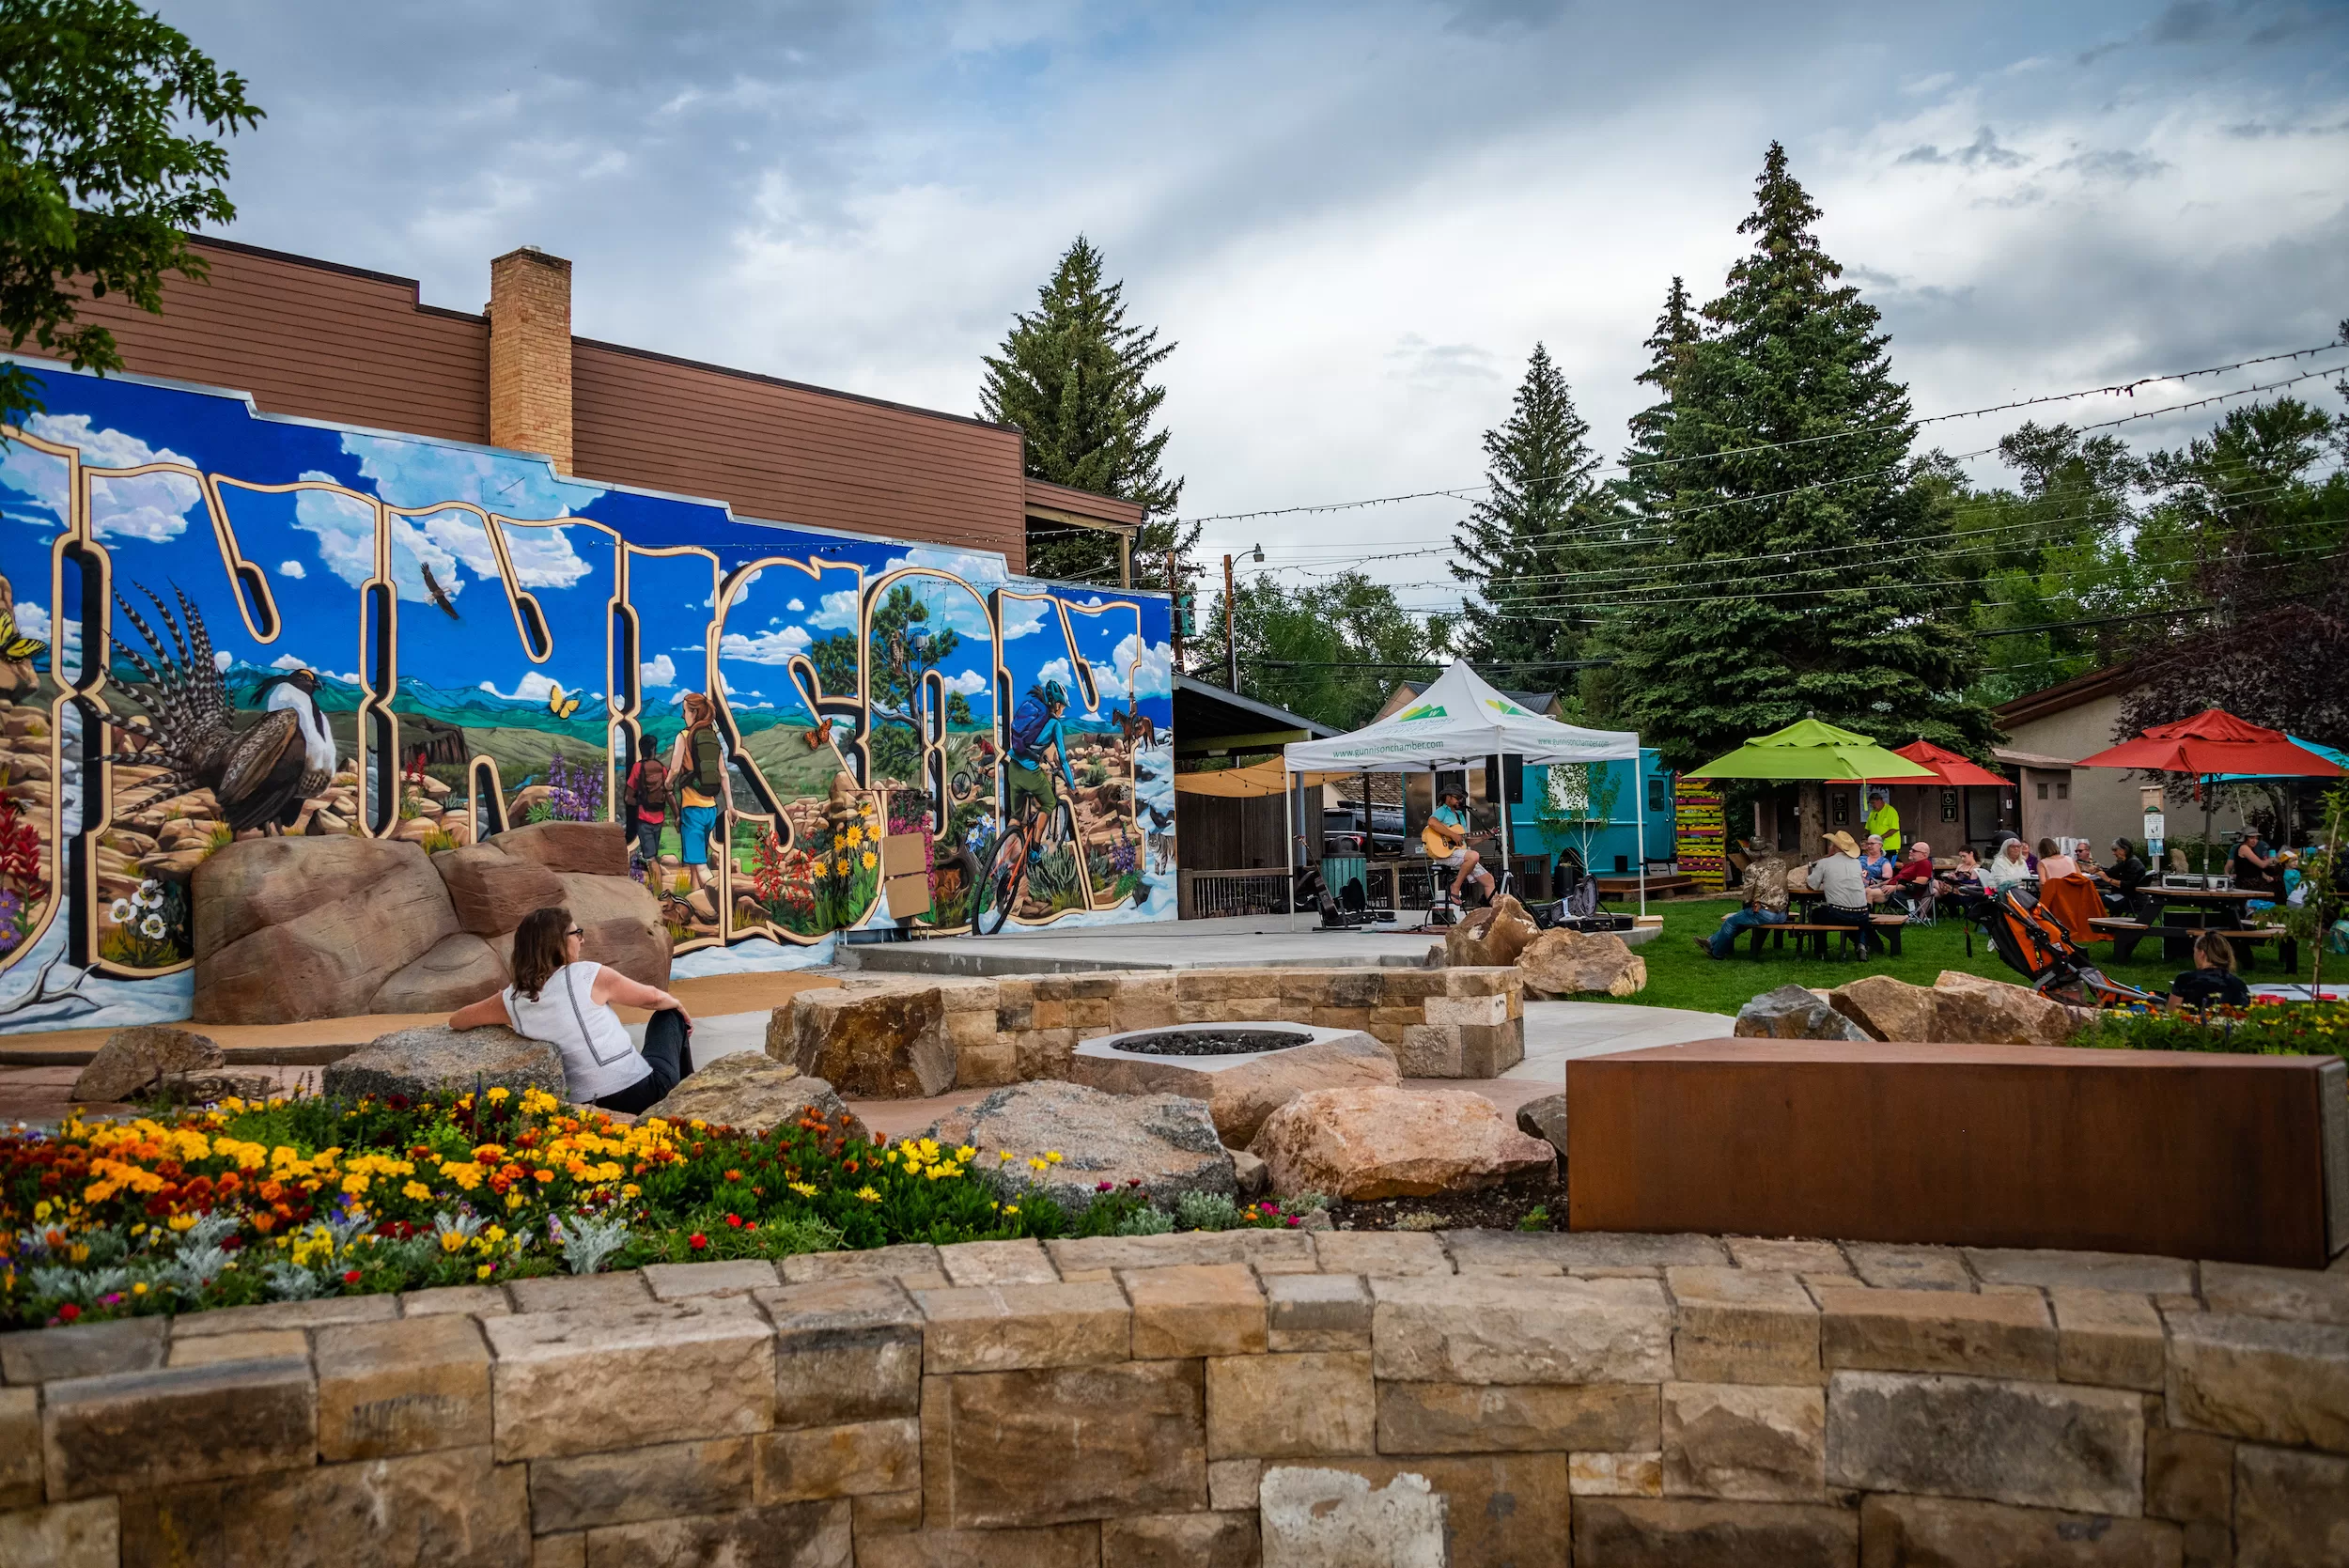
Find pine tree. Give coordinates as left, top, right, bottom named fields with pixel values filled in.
left=979, top=236, right=1193, bottom=588
left=1622, top=275, right=1698, bottom=517
left=1610, top=143, right=1988, bottom=771
left=1448, top=343, right=1621, bottom=674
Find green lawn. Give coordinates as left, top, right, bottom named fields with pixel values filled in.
left=1602, top=896, right=2284, bottom=1017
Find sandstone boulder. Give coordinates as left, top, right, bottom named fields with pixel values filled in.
left=924, top=1080, right=1236, bottom=1208
left=1444, top=894, right=1539, bottom=968
left=779, top=985, right=954, bottom=1098
left=553, top=871, right=672, bottom=987
left=1929, top=970, right=2094, bottom=1047
left=1828, top=974, right=1937, bottom=1043
left=151, top=1070, right=278, bottom=1106
left=433, top=845, right=565, bottom=937
left=1734, top=984, right=1870, bottom=1042
left=640, top=1053, right=868, bottom=1142
left=1249, top=1085, right=1557, bottom=1201
left=1516, top=1091, right=1568, bottom=1158
left=368, top=932, right=508, bottom=1014
left=490, top=819, right=627, bottom=877
left=193, top=836, right=460, bottom=1024
left=321, top=1024, right=567, bottom=1103
left=1517, top=928, right=1647, bottom=998
left=70, top=1025, right=224, bottom=1103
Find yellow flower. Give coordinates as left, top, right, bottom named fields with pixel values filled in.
left=440, top=1232, right=467, bottom=1254
left=1004, top=1204, right=1019, bottom=1216
left=477, top=1264, right=493, bottom=1280
left=861, top=850, right=877, bottom=871
left=845, top=824, right=863, bottom=846
left=1027, top=1157, right=1047, bottom=1172
left=834, top=858, right=851, bottom=877
left=486, top=1087, right=511, bottom=1104
left=167, top=1213, right=197, bottom=1233
left=132, top=1281, right=148, bottom=1296
left=621, top=1184, right=641, bottom=1198
left=956, top=1145, right=975, bottom=1162
left=1045, top=1151, right=1063, bottom=1164
left=998, top=1150, right=1013, bottom=1162
left=788, top=1182, right=817, bottom=1198
left=31, top=1200, right=49, bottom=1221
left=506, top=1193, right=524, bottom=1211
left=855, top=1186, right=881, bottom=1203
left=485, top=1225, right=507, bottom=1244
left=402, top=1181, right=432, bottom=1202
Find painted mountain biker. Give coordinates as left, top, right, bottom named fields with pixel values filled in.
left=1006, top=679, right=1077, bottom=847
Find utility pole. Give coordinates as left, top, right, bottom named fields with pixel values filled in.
left=1166, top=550, right=1183, bottom=676
left=1221, top=553, right=1237, bottom=692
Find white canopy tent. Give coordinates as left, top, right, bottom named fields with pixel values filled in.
left=1281, top=659, right=1652, bottom=915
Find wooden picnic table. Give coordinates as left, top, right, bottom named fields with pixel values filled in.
left=2091, top=917, right=2298, bottom=971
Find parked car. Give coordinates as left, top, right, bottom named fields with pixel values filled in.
left=1324, top=804, right=1405, bottom=856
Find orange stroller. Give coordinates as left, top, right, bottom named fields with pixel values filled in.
left=1982, top=885, right=2157, bottom=1009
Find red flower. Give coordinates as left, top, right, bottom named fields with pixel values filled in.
left=55, top=1303, right=80, bottom=1323
left=724, top=1214, right=743, bottom=1229
left=342, top=1269, right=363, bottom=1285
left=688, top=1234, right=708, bottom=1251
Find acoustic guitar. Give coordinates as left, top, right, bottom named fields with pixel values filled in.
left=1422, top=814, right=1471, bottom=859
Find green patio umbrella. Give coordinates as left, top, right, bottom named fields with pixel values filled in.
left=1684, top=718, right=1937, bottom=782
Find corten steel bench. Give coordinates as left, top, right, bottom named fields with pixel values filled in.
left=1739, top=914, right=1910, bottom=959
left=1567, top=1039, right=2349, bottom=1269
left=2091, top=916, right=2298, bottom=970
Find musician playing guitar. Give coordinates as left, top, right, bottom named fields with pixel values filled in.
left=1422, top=785, right=1497, bottom=907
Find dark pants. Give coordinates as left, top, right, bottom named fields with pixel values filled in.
left=1814, top=903, right=1880, bottom=956
left=593, top=1008, right=693, bottom=1114
left=632, top=816, right=663, bottom=865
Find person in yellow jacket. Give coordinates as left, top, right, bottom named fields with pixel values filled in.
left=1863, top=788, right=1903, bottom=855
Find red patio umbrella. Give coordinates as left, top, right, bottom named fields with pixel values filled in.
left=2074, top=707, right=2342, bottom=868
left=1865, top=739, right=2008, bottom=788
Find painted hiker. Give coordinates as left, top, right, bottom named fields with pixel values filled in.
left=667, top=693, right=729, bottom=895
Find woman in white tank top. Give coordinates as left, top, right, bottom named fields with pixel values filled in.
left=449, top=907, right=695, bottom=1113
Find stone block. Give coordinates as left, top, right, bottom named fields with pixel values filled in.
left=2201, top=1260, right=2349, bottom=1327
left=114, top=1444, right=529, bottom=1568
left=1047, top=1230, right=1313, bottom=1280
left=1208, top=1456, right=1261, bottom=1511
left=483, top=1299, right=775, bottom=1461
left=528, top=1436, right=752, bottom=1531
left=851, top=1490, right=922, bottom=1535
left=923, top=1361, right=1206, bottom=1528
left=1377, top=1380, right=1656, bottom=1454
left=1570, top=1452, right=1663, bottom=1497
left=1670, top=1267, right=1822, bottom=1384
left=956, top=1038, right=1019, bottom=1087
left=2050, top=1289, right=2166, bottom=1391
left=1311, top=1230, right=1450, bottom=1278
left=2166, top=1312, right=2349, bottom=1452
left=1455, top=1019, right=1525, bottom=1077
left=1265, top=1272, right=1371, bottom=1352
left=1815, top=1285, right=2058, bottom=1379
left=1727, top=1237, right=1851, bottom=1276
left=757, top=1276, right=924, bottom=1428
left=505, top=1271, right=652, bottom=1313
left=1856, top=1495, right=2183, bottom=1567
left=0, top=1387, right=38, bottom=1507
left=164, top=1293, right=399, bottom=1336
left=1126, top=1264, right=1268, bottom=1359
left=938, top=1238, right=1058, bottom=1286
left=1843, top=1242, right=1972, bottom=1292
left=1206, top=1350, right=1375, bottom=1459
left=754, top=1417, right=918, bottom=1502
left=1281, top=1455, right=1574, bottom=1566
left=165, top=1328, right=308, bottom=1368
left=577, top=1499, right=849, bottom=1567
left=1826, top=1370, right=2143, bottom=1515
left=1572, top=1498, right=1858, bottom=1568
left=642, top=1259, right=781, bottom=1301
left=2146, top=1427, right=2232, bottom=1525
left=915, top=1281, right=1130, bottom=1374
left=0, top=1316, right=165, bottom=1384
left=1101, top=1510, right=1260, bottom=1567
left=1395, top=1023, right=1463, bottom=1076
left=2233, top=1442, right=2349, bottom=1568
left=315, top=1312, right=491, bottom=1461
left=41, top=1356, right=315, bottom=1498
left=855, top=1523, right=1100, bottom=1568
left=1370, top=1273, right=1672, bottom=1385
left=1259, top=1467, right=1447, bottom=1568
left=778, top=1242, right=941, bottom=1286
left=1965, top=1248, right=2196, bottom=1296
left=399, top=1284, right=511, bottom=1318
left=1662, top=1382, right=1826, bottom=1502
left=786, top=986, right=954, bottom=1098
left=943, top=1009, right=996, bottom=1048
left=0, top=1498, right=115, bottom=1568
left=1443, top=1228, right=1728, bottom=1272
left=1426, top=992, right=1508, bottom=1026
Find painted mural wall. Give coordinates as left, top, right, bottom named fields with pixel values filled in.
left=0, top=364, right=1175, bottom=1033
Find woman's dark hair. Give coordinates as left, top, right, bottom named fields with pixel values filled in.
left=2112, top=837, right=2136, bottom=861
left=679, top=691, right=714, bottom=731
left=2193, top=930, right=2236, bottom=973
left=511, top=907, right=575, bottom=1001
left=2036, top=837, right=2060, bottom=858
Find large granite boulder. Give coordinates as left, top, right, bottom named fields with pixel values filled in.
left=490, top=819, right=628, bottom=877
left=1249, top=1085, right=1557, bottom=1201
left=194, top=836, right=460, bottom=1024
left=554, top=871, right=672, bottom=988
left=433, top=845, right=565, bottom=937
left=70, top=1025, right=224, bottom=1103
left=1444, top=894, right=1539, bottom=968
left=779, top=985, right=954, bottom=1098
left=369, top=931, right=508, bottom=1014
left=1828, top=974, right=1937, bottom=1043
left=1734, top=984, right=1871, bottom=1042
left=924, top=1080, right=1235, bottom=1209
left=641, top=1052, right=868, bottom=1142
left=322, top=1024, right=568, bottom=1103
left=1070, top=1031, right=1401, bottom=1148
left=1517, top=928, right=1647, bottom=998
left=1929, top=970, right=2094, bottom=1047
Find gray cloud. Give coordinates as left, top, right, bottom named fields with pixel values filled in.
left=1386, top=334, right=1501, bottom=384
left=1898, top=126, right=2030, bottom=168
left=2057, top=147, right=2172, bottom=181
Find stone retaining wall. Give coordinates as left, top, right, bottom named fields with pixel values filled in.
left=778, top=968, right=1526, bottom=1097
left=4, top=1231, right=2343, bottom=1565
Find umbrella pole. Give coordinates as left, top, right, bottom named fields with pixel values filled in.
left=1284, top=772, right=1296, bottom=931
left=1635, top=754, right=1648, bottom=918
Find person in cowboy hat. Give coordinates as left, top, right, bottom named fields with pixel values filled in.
left=1427, top=784, right=1497, bottom=907
left=1808, top=829, right=1882, bottom=955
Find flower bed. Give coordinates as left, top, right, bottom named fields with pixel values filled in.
left=1, top=1089, right=1316, bottom=1330
left=2077, top=998, right=2349, bottom=1057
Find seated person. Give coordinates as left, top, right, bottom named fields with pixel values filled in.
left=1980, top=835, right=2034, bottom=893
left=2091, top=836, right=2151, bottom=914
left=450, top=906, right=696, bottom=1114
left=1935, top=846, right=1983, bottom=898
left=1424, top=786, right=1497, bottom=906
left=1807, top=831, right=1883, bottom=956
left=2035, top=837, right=2077, bottom=880
left=2231, top=829, right=2279, bottom=894
left=1883, top=839, right=1936, bottom=910
left=1701, top=852, right=1791, bottom=958
left=1857, top=834, right=1896, bottom=884
left=2170, top=930, right=2250, bottom=1011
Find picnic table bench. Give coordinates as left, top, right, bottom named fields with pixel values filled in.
left=2089, top=918, right=2299, bottom=971
left=1741, top=914, right=1910, bottom=960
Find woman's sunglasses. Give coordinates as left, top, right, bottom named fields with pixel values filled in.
left=566, top=927, right=584, bottom=939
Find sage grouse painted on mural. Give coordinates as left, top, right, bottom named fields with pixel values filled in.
left=106, top=584, right=337, bottom=832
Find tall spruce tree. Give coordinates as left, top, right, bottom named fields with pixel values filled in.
left=1448, top=343, right=1621, bottom=673
left=979, top=236, right=1193, bottom=588
left=1622, top=276, right=1698, bottom=518
left=1610, top=143, right=1986, bottom=772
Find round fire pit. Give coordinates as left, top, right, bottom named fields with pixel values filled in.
left=1110, top=1027, right=1315, bottom=1058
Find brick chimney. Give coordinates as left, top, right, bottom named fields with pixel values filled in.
left=487, top=245, right=573, bottom=470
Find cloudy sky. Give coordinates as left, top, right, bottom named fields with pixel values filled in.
left=162, top=0, right=2349, bottom=607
